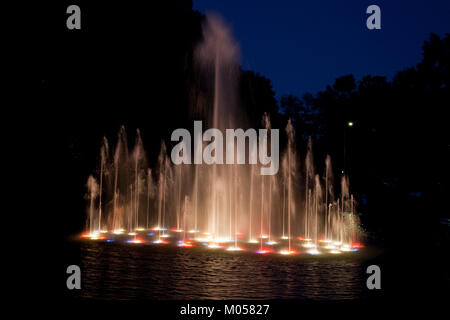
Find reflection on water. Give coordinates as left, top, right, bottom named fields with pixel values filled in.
left=79, top=242, right=369, bottom=300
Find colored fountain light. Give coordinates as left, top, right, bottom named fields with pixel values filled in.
left=279, top=249, right=297, bottom=255
left=248, top=239, right=259, bottom=244
left=265, top=240, right=278, bottom=245
left=153, top=239, right=168, bottom=244
left=281, top=236, right=289, bottom=240
left=127, top=238, right=144, bottom=244
left=256, top=248, right=273, bottom=254
left=177, top=240, right=194, bottom=247
left=307, top=248, right=320, bottom=255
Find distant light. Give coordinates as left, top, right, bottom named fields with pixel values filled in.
left=348, top=121, right=354, bottom=127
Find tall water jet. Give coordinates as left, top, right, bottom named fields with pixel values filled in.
left=98, top=137, right=109, bottom=232
left=248, top=144, right=257, bottom=243
left=195, top=14, right=241, bottom=241
left=340, top=175, right=349, bottom=243
left=86, top=175, right=99, bottom=234
left=113, top=126, right=129, bottom=231
left=132, top=129, right=145, bottom=230
left=313, top=174, right=322, bottom=245
left=146, top=168, right=153, bottom=229
left=284, top=119, right=296, bottom=251
left=281, top=155, right=288, bottom=239
left=324, top=155, right=334, bottom=240
left=157, top=141, right=168, bottom=236
left=176, top=164, right=182, bottom=231
left=305, top=137, right=314, bottom=239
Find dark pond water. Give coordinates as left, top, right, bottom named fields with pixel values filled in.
left=76, top=241, right=379, bottom=300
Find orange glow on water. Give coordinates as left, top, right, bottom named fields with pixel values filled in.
left=127, top=238, right=143, bottom=244
left=279, top=249, right=298, bottom=255
left=81, top=233, right=105, bottom=240
left=226, top=246, right=244, bottom=251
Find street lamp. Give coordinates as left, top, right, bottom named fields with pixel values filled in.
left=343, top=121, right=354, bottom=174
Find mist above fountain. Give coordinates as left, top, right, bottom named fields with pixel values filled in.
left=82, top=14, right=363, bottom=255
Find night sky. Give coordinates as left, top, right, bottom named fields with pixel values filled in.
left=194, top=0, right=450, bottom=98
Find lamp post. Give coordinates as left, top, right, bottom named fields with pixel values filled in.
left=343, top=121, right=354, bottom=174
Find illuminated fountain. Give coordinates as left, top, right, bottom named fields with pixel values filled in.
left=82, top=14, right=364, bottom=255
